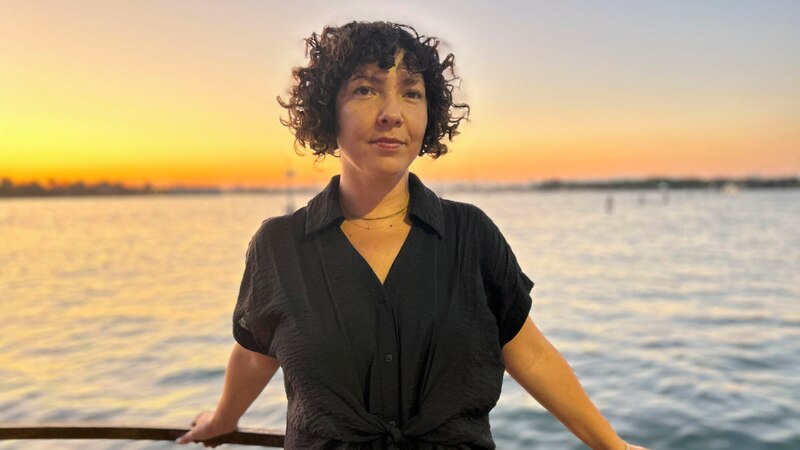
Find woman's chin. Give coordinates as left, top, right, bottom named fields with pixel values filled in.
left=343, top=161, right=416, bottom=180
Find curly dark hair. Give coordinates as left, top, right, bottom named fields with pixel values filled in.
left=278, top=21, right=469, bottom=159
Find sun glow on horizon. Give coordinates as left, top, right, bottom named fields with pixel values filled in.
left=2, top=1, right=798, bottom=187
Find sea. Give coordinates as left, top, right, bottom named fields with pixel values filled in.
left=1, top=188, right=798, bottom=449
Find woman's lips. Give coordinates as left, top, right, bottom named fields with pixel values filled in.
left=371, top=139, right=403, bottom=150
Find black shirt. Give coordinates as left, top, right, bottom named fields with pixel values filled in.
left=233, top=173, right=533, bottom=449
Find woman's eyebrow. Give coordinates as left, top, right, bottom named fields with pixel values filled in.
left=347, top=71, right=424, bottom=86
left=348, top=73, right=379, bottom=83
left=399, top=75, right=424, bottom=87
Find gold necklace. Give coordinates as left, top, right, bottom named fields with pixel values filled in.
left=344, top=217, right=404, bottom=231
left=340, top=203, right=409, bottom=231
left=339, top=201, right=409, bottom=221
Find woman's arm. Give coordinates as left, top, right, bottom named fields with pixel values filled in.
left=176, top=342, right=280, bottom=445
left=503, top=317, right=647, bottom=450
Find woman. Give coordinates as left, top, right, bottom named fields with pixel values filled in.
left=177, top=21, right=648, bottom=450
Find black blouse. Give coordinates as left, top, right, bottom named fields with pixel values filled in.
left=233, top=173, right=533, bottom=449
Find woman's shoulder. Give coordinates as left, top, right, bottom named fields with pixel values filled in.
left=438, top=198, right=495, bottom=228
left=249, top=209, right=308, bottom=247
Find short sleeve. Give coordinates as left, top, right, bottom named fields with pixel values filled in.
left=477, top=209, right=534, bottom=347
left=232, top=225, right=281, bottom=358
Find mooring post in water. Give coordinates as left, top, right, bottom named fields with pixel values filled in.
left=0, top=424, right=285, bottom=447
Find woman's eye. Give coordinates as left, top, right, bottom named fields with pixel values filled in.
left=405, top=90, right=424, bottom=99
left=354, top=86, right=373, bottom=96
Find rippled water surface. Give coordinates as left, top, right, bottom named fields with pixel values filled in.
left=1, top=190, right=798, bottom=449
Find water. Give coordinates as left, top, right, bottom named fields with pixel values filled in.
left=1, top=190, right=798, bottom=449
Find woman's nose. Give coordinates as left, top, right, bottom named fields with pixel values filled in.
left=377, top=96, right=403, bottom=126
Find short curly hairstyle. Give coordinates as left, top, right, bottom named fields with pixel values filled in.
left=278, top=21, right=469, bottom=159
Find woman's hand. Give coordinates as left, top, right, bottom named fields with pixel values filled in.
left=504, top=318, right=651, bottom=450
left=175, top=410, right=237, bottom=447
left=175, top=344, right=279, bottom=447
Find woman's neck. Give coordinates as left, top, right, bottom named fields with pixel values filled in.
left=338, top=169, right=410, bottom=219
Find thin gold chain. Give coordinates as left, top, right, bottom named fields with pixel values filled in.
left=342, top=205, right=408, bottom=230
left=339, top=201, right=409, bottom=221
left=344, top=218, right=398, bottom=231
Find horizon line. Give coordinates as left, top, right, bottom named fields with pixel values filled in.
left=3, top=172, right=800, bottom=190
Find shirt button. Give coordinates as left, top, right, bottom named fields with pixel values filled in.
left=385, top=354, right=393, bottom=363
left=389, top=420, right=397, bottom=427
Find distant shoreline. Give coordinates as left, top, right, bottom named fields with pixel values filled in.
left=1, top=176, right=798, bottom=198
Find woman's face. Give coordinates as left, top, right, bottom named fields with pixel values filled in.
left=335, top=51, right=428, bottom=180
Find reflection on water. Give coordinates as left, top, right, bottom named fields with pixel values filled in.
left=1, top=190, right=798, bottom=449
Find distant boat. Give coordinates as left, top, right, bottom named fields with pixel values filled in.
left=722, top=182, right=740, bottom=196
left=658, top=181, right=669, bottom=204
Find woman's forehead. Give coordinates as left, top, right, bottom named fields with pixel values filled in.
left=348, top=62, right=423, bottom=83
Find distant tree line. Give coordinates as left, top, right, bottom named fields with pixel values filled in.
left=534, top=177, right=800, bottom=191
left=431, top=176, right=800, bottom=193
left=1, top=176, right=797, bottom=198
left=0, top=178, right=152, bottom=197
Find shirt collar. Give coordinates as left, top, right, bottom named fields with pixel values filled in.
left=304, top=172, right=444, bottom=237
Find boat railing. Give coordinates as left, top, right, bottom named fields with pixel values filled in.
left=0, top=424, right=284, bottom=447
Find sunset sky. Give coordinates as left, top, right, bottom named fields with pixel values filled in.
left=2, top=0, right=798, bottom=187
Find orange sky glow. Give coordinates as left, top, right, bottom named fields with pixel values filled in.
left=2, top=1, right=798, bottom=187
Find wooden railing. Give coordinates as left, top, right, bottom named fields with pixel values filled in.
left=0, top=424, right=284, bottom=447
